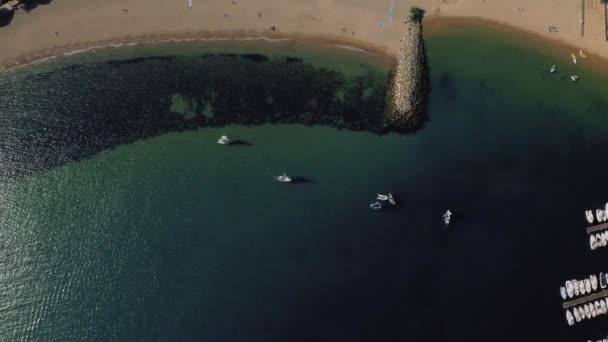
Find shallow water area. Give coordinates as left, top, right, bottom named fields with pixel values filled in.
left=1, top=27, right=608, bottom=341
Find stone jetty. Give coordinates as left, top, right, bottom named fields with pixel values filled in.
left=384, top=9, right=430, bottom=131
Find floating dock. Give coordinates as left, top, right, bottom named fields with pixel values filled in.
left=586, top=222, right=608, bottom=234
left=562, top=289, right=608, bottom=309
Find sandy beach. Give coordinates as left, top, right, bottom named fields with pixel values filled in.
left=1, top=0, right=608, bottom=70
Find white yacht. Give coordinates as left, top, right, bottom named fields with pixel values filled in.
left=587, top=210, right=595, bottom=224
left=217, top=135, right=231, bottom=145
left=571, top=75, right=580, bottom=82
left=581, top=280, right=587, bottom=295
left=591, top=274, right=598, bottom=291
left=591, top=303, right=597, bottom=317
left=574, top=280, right=581, bottom=296
left=597, top=209, right=604, bottom=222
left=369, top=202, right=383, bottom=210
left=600, top=273, right=607, bottom=289
left=566, top=280, right=574, bottom=298
left=585, top=304, right=591, bottom=319
left=578, top=306, right=585, bottom=320
left=585, top=278, right=592, bottom=294
left=601, top=300, right=607, bottom=313
left=566, top=310, right=575, bottom=326
left=387, top=193, right=396, bottom=206
left=276, top=172, right=292, bottom=183
left=376, top=194, right=388, bottom=201
left=443, top=210, right=452, bottom=226
left=574, top=308, right=581, bottom=322
left=595, top=301, right=602, bottom=314
left=591, top=235, right=597, bottom=250
left=603, top=232, right=608, bottom=247
left=560, top=286, right=567, bottom=300
left=550, top=65, right=557, bottom=73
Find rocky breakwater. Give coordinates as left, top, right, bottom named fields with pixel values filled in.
left=385, top=8, right=430, bottom=132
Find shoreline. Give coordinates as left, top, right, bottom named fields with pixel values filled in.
left=0, top=31, right=396, bottom=73
left=4, top=15, right=608, bottom=74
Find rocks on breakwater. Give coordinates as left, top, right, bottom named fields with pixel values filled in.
left=384, top=9, right=430, bottom=132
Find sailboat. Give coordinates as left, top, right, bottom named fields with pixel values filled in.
left=276, top=172, right=292, bottom=183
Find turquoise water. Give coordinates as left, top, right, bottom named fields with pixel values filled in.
left=1, top=29, right=608, bottom=341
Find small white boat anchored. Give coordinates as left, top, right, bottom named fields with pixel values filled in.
left=590, top=235, right=597, bottom=250
left=586, top=210, right=595, bottom=224
left=369, top=202, right=383, bottom=210
left=560, top=286, right=567, bottom=300
left=443, top=210, right=452, bottom=226
left=573, top=307, right=581, bottom=322
left=574, top=280, right=580, bottom=296
left=550, top=65, right=557, bottom=73
left=566, top=309, right=575, bottom=326
left=596, top=209, right=604, bottom=222
left=585, top=278, right=592, bottom=294
left=276, top=172, right=292, bottom=183
left=601, top=272, right=607, bottom=289
left=217, top=135, right=231, bottom=145
left=571, top=53, right=578, bottom=64
left=591, top=274, right=598, bottom=291
left=566, top=280, right=574, bottom=298
left=578, top=306, right=585, bottom=320
left=376, top=193, right=397, bottom=206
left=570, top=75, right=580, bottom=82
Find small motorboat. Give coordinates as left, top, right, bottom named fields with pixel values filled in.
left=570, top=75, right=580, bottom=82
left=573, top=307, right=581, bottom=322
left=596, top=209, right=604, bottom=222
left=217, top=135, right=231, bottom=145
left=601, top=299, right=607, bottom=313
left=571, top=53, right=578, bottom=64
left=595, top=301, right=601, bottom=314
left=376, top=194, right=389, bottom=201
left=580, top=280, right=587, bottom=295
left=387, top=193, right=397, bottom=206
left=369, top=202, right=383, bottom=210
left=590, top=235, right=597, bottom=250
left=584, top=304, right=591, bottom=319
left=578, top=306, right=585, bottom=320
left=591, top=274, right=598, bottom=291
left=585, top=278, right=592, bottom=294
left=574, top=280, right=580, bottom=296
left=579, top=50, right=587, bottom=58
left=550, top=65, right=557, bottom=73
left=586, top=210, right=595, bottom=224
left=591, top=303, right=597, bottom=317
left=600, top=272, right=607, bottom=289
left=566, top=310, right=575, bottom=326
left=276, top=172, right=292, bottom=183
left=566, top=280, right=574, bottom=298
left=443, top=210, right=452, bottom=226
left=560, top=286, right=567, bottom=300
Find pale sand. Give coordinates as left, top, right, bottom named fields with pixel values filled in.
left=1, top=0, right=608, bottom=70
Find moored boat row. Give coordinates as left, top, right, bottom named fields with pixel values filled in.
left=585, top=204, right=608, bottom=225
left=561, top=274, right=604, bottom=300
left=590, top=231, right=608, bottom=250
left=565, top=297, right=608, bottom=326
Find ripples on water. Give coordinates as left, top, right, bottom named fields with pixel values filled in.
left=1, top=32, right=608, bottom=341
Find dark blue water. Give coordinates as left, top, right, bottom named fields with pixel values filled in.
left=0, top=30, right=607, bottom=341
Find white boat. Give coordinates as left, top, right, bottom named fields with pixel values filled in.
left=586, top=210, right=595, bottom=224
left=591, top=235, right=597, bottom=250
left=578, top=306, right=585, bottom=320
left=571, top=75, right=580, bottom=82
left=560, top=286, right=567, bottom=300
left=601, top=299, right=607, bottom=313
left=217, top=135, right=231, bottom=145
left=585, top=278, right=592, bottom=293
left=591, top=303, right=597, bottom=317
left=574, top=280, right=580, bottom=296
left=579, top=50, right=587, bottom=58
left=574, top=307, right=582, bottom=322
left=376, top=194, right=389, bottom=201
left=571, top=53, right=578, bottom=64
left=369, top=202, right=383, bottom=210
left=387, top=193, right=396, bottom=206
left=597, top=209, right=604, bottom=222
left=602, top=232, right=608, bottom=247
left=581, top=280, right=587, bottom=295
left=595, top=301, right=601, bottom=314
left=443, top=210, right=452, bottom=225
left=601, top=273, right=607, bottom=289
left=566, top=310, right=575, bottom=326
left=591, top=274, right=598, bottom=291
left=550, top=65, right=557, bottom=73
left=276, top=172, right=292, bottom=183
left=566, top=280, right=574, bottom=298
left=585, top=304, right=591, bottom=319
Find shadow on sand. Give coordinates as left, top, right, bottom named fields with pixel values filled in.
left=0, top=10, right=14, bottom=27
left=23, top=0, right=54, bottom=12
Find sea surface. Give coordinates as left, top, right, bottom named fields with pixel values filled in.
left=1, top=28, right=608, bottom=341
